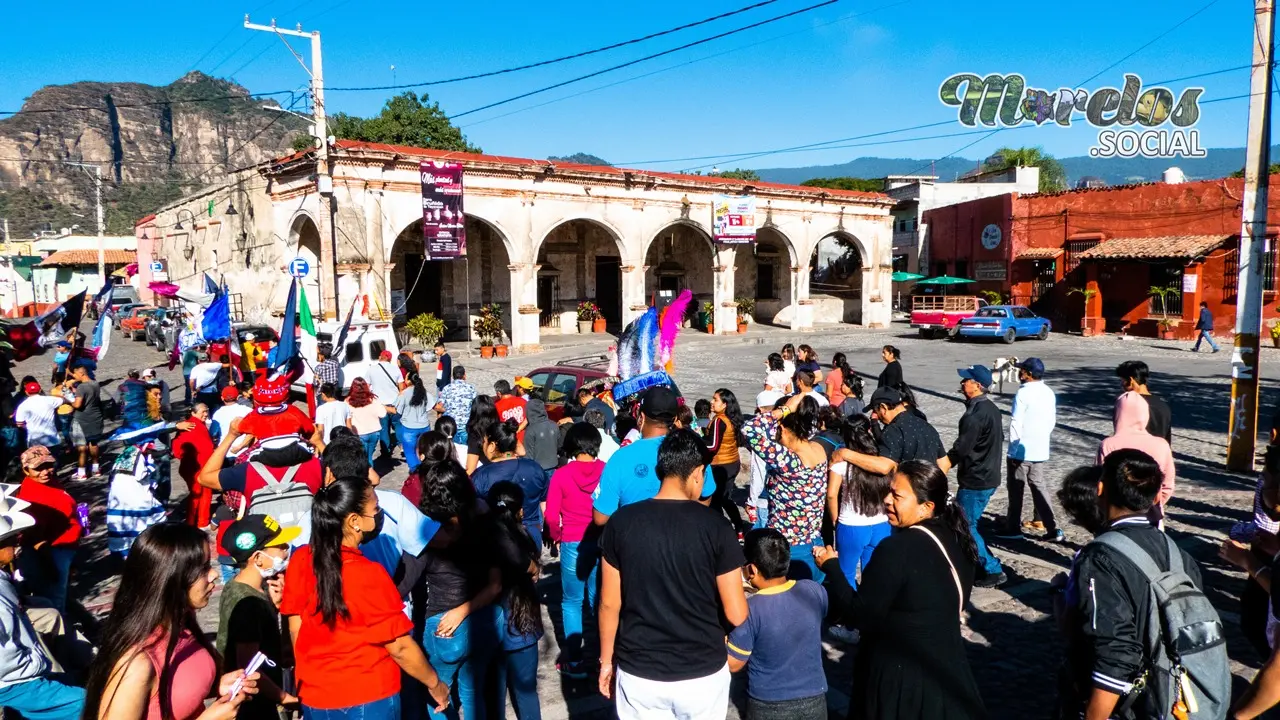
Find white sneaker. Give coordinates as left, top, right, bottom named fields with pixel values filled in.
left=91, top=464, right=101, bottom=477
left=75, top=469, right=87, bottom=480
left=828, top=625, right=860, bottom=645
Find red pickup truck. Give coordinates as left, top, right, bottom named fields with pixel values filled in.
left=120, top=307, right=158, bottom=340
left=910, top=296, right=988, bottom=338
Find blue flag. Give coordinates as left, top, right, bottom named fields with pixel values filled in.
left=202, top=292, right=231, bottom=341
left=332, top=297, right=358, bottom=366
left=203, top=273, right=220, bottom=295
left=269, top=279, right=299, bottom=373
left=90, top=287, right=114, bottom=359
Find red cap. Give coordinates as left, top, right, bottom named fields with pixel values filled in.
left=23, top=382, right=41, bottom=395
left=379, top=350, right=393, bottom=361
left=220, top=386, right=239, bottom=402
left=252, top=376, right=290, bottom=406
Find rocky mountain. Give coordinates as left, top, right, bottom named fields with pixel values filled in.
left=0, top=72, right=308, bottom=236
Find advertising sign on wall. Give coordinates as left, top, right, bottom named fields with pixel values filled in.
left=712, top=195, right=756, bottom=244
left=420, top=161, right=466, bottom=258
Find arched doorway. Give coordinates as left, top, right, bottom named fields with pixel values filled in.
left=289, top=215, right=322, bottom=316
left=388, top=217, right=512, bottom=340
left=645, top=222, right=714, bottom=318
left=735, top=227, right=794, bottom=326
left=535, top=219, right=626, bottom=332
left=810, top=232, right=865, bottom=324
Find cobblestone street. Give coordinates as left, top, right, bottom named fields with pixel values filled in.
left=24, top=323, right=1279, bottom=719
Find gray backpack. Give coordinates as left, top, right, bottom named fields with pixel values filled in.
left=245, top=462, right=314, bottom=530
left=1093, top=532, right=1229, bottom=720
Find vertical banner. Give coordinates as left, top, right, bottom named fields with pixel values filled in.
left=711, top=194, right=757, bottom=244
left=420, top=161, right=467, bottom=258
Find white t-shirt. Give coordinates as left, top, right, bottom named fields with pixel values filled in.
left=365, top=362, right=402, bottom=405
left=764, top=370, right=793, bottom=393
left=597, top=428, right=620, bottom=462
left=211, top=403, right=252, bottom=444
left=830, top=460, right=887, bottom=526
left=16, top=395, right=64, bottom=447
left=189, top=362, right=221, bottom=392
left=805, top=390, right=831, bottom=407
left=315, top=400, right=352, bottom=444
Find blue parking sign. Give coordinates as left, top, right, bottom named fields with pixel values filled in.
left=289, top=257, right=309, bottom=278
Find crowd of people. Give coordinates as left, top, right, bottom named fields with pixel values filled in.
left=0, top=332, right=1273, bottom=720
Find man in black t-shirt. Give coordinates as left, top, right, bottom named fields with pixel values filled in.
left=598, top=430, right=747, bottom=720
left=1115, top=361, right=1172, bottom=446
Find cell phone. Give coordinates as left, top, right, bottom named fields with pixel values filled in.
left=229, top=651, right=275, bottom=698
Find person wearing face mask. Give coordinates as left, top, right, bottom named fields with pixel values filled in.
left=217, top=515, right=301, bottom=719
left=280, top=478, right=451, bottom=718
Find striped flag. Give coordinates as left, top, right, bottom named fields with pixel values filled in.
left=298, top=284, right=316, bottom=337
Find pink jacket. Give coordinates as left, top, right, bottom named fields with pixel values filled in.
left=546, top=459, right=604, bottom=543
left=1098, top=392, right=1176, bottom=507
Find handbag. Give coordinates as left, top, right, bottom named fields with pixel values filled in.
left=911, top=525, right=965, bottom=618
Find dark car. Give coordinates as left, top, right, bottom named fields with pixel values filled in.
left=112, top=303, right=144, bottom=329
left=524, top=356, right=682, bottom=422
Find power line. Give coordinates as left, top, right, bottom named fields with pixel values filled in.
left=185, top=1, right=276, bottom=72
left=448, top=0, right=837, bottom=119
left=327, top=0, right=784, bottom=92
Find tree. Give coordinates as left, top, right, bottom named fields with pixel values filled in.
left=549, top=153, right=611, bottom=166
left=708, top=168, right=760, bottom=181
left=1228, top=163, right=1280, bottom=178
left=982, top=146, right=1067, bottom=192
left=300, top=92, right=481, bottom=154
left=801, top=177, right=884, bottom=192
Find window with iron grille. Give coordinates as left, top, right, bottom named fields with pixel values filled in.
left=1065, top=239, right=1100, bottom=272
left=1265, top=244, right=1277, bottom=292
left=1223, top=246, right=1239, bottom=302
left=1148, top=264, right=1184, bottom=317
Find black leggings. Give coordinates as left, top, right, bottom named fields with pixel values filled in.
left=710, top=463, right=747, bottom=531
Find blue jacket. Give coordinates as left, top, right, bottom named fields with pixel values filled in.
left=1196, top=307, right=1213, bottom=331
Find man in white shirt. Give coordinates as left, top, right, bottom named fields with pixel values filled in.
left=314, top=382, right=351, bottom=446
left=210, top=386, right=252, bottom=457
left=365, top=350, right=403, bottom=456
left=188, top=358, right=223, bottom=407
left=13, top=382, right=66, bottom=451
left=797, top=369, right=829, bottom=407
left=995, top=357, right=1060, bottom=541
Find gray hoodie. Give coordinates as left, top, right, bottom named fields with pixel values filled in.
left=0, top=570, right=50, bottom=689
left=524, top=399, right=560, bottom=471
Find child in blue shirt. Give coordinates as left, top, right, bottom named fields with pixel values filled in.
left=728, top=528, right=829, bottom=719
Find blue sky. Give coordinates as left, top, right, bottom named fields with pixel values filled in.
left=0, top=0, right=1267, bottom=172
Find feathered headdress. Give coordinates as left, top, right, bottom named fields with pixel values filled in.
left=611, top=289, right=693, bottom=402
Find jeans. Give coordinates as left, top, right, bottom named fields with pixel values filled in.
left=0, top=676, right=85, bottom=720
left=956, top=487, right=1003, bottom=575
left=399, top=423, right=429, bottom=473
left=379, top=414, right=394, bottom=455
left=1194, top=329, right=1220, bottom=351
left=183, top=374, right=192, bottom=407
left=1005, top=459, right=1056, bottom=531
left=422, top=606, right=499, bottom=720
left=559, top=540, right=599, bottom=664
left=359, top=432, right=380, bottom=466
left=835, top=521, right=891, bottom=590
left=787, top=542, right=825, bottom=582
left=302, top=694, right=399, bottom=719
left=747, top=693, right=827, bottom=720
left=525, top=523, right=543, bottom=555
left=495, top=643, right=541, bottom=720
left=19, top=546, right=75, bottom=615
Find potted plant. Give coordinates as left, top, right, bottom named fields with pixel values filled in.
left=1158, top=317, right=1180, bottom=340
left=592, top=312, right=607, bottom=333
left=576, top=301, right=600, bottom=334
left=1270, top=320, right=1280, bottom=348
left=702, top=301, right=715, bottom=334
left=1067, top=287, right=1100, bottom=334
left=978, top=290, right=1003, bottom=306
left=404, top=312, right=446, bottom=348
left=472, top=304, right=504, bottom=358
left=734, top=297, right=755, bottom=333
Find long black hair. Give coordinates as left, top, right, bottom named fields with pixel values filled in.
left=467, top=394, right=499, bottom=445
left=713, top=388, right=744, bottom=434
left=832, top=352, right=853, bottom=383
left=397, top=352, right=417, bottom=379
left=406, top=371, right=427, bottom=408
left=767, top=352, right=785, bottom=372
left=894, top=381, right=926, bottom=421
left=781, top=343, right=796, bottom=360
left=421, top=461, right=478, bottom=521
left=487, top=481, right=545, bottom=637
left=781, top=395, right=819, bottom=440
left=434, top=414, right=457, bottom=439
left=839, top=414, right=890, bottom=516
left=486, top=418, right=521, bottom=455
left=310, top=477, right=373, bottom=628
left=84, top=523, right=216, bottom=720
left=882, top=344, right=901, bottom=360
left=416, top=430, right=457, bottom=469
left=896, top=460, right=980, bottom=566
left=842, top=373, right=865, bottom=402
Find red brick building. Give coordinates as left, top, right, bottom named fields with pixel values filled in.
left=922, top=176, right=1280, bottom=338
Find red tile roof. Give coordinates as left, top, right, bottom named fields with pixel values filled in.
left=272, top=140, right=889, bottom=202
left=37, top=249, right=137, bottom=267
left=1016, top=247, right=1064, bottom=260
left=1076, top=234, right=1231, bottom=260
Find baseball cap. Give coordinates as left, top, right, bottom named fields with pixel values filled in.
left=221, top=514, right=301, bottom=565
left=140, top=368, right=156, bottom=379
left=1016, top=358, right=1045, bottom=376
left=220, top=386, right=240, bottom=402
left=379, top=350, right=393, bottom=361
left=755, top=390, right=784, bottom=410
left=20, top=446, right=55, bottom=469
left=868, top=386, right=903, bottom=409
left=639, top=385, right=679, bottom=419
left=23, top=381, right=40, bottom=395
left=958, top=364, right=994, bottom=387
left=513, top=376, right=534, bottom=391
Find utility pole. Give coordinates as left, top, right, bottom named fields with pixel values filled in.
left=63, top=162, right=107, bottom=286
left=1227, top=0, right=1276, bottom=471
left=245, top=16, right=337, bottom=319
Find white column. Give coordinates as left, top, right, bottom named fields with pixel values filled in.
left=713, top=246, right=738, bottom=334
left=621, top=262, right=646, bottom=327
left=792, top=263, right=814, bottom=331
left=509, top=262, right=541, bottom=352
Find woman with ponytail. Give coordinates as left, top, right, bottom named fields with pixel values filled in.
left=486, top=481, right=545, bottom=720
left=814, top=460, right=986, bottom=720
left=472, top=419, right=550, bottom=548
left=826, top=414, right=891, bottom=589
left=826, top=351, right=854, bottom=408
left=740, top=393, right=829, bottom=580
left=703, top=388, right=750, bottom=533
left=390, top=372, right=432, bottom=473
left=279, top=478, right=450, bottom=717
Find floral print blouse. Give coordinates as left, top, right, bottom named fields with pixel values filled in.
left=740, top=413, right=828, bottom=546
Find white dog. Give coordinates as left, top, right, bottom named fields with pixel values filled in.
left=991, top=356, right=1021, bottom=394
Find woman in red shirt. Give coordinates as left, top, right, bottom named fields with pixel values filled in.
left=280, top=477, right=450, bottom=717
left=15, top=445, right=82, bottom=614
left=174, top=404, right=216, bottom=529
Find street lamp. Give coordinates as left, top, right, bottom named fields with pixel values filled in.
left=174, top=208, right=196, bottom=231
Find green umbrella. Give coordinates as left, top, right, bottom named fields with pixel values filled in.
left=915, top=275, right=976, bottom=285
left=891, top=271, right=925, bottom=282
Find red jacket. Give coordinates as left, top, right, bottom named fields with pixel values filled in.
left=174, top=419, right=216, bottom=483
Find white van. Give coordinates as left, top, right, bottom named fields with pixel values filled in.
left=292, top=319, right=401, bottom=394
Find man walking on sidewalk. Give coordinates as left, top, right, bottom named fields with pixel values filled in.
left=1192, top=301, right=1220, bottom=353
left=994, top=358, right=1061, bottom=542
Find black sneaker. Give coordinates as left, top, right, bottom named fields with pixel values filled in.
left=974, top=571, right=1008, bottom=588
left=990, top=522, right=1024, bottom=540
left=1044, top=528, right=1066, bottom=543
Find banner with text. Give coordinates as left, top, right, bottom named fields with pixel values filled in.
left=712, top=195, right=756, bottom=244
left=421, top=161, right=466, bottom=258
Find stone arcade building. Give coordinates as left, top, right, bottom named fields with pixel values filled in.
left=141, top=140, right=894, bottom=351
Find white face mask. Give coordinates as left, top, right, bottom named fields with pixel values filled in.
left=256, top=550, right=289, bottom=578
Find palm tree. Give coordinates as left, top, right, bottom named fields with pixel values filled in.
left=983, top=147, right=1067, bottom=192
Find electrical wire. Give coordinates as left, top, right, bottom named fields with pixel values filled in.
left=448, top=0, right=837, bottom=119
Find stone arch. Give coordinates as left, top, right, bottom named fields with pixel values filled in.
left=387, top=214, right=514, bottom=339
left=288, top=213, right=322, bottom=315
left=810, top=230, right=869, bottom=325
left=645, top=220, right=717, bottom=311
left=534, top=218, right=628, bottom=331
left=736, top=226, right=796, bottom=326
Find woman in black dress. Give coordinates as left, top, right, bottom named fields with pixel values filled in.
left=876, top=345, right=903, bottom=388
left=815, top=460, right=987, bottom=720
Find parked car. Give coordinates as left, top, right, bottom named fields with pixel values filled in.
left=910, top=295, right=988, bottom=338
left=145, top=308, right=173, bottom=349
left=92, top=285, right=140, bottom=320
left=112, top=303, right=145, bottom=329
left=120, top=307, right=157, bottom=340
left=956, top=305, right=1051, bottom=344
left=523, top=356, right=683, bottom=422
left=292, top=319, right=397, bottom=395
